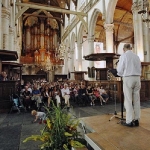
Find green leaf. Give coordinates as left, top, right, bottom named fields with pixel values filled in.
left=64, top=132, right=73, bottom=137
left=71, top=140, right=85, bottom=148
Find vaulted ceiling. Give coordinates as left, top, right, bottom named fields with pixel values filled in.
left=95, top=0, right=133, bottom=49
left=21, top=0, right=134, bottom=47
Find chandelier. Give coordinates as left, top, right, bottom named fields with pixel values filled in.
left=55, top=43, right=66, bottom=60
left=55, top=42, right=71, bottom=60
left=138, top=0, right=150, bottom=28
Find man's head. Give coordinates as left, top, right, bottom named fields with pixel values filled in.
left=64, top=84, right=68, bottom=89
left=24, top=86, right=28, bottom=91
left=123, top=44, right=132, bottom=52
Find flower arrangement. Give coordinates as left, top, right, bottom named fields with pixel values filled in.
left=23, top=103, right=86, bottom=150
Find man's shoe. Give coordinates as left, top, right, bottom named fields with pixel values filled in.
left=121, top=121, right=133, bottom=127
left=133, top=120, right=139, bottom=127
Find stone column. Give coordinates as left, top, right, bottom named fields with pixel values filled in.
left=69, top=50, right=75, bottom=80
left=104, top=23, right=114, bottom=53
left=0, top=0, right=2, bottom=49
left=143, top=25, right=150, bottom=62
left=62, top=48, right=69, bottom=75
left=2, top=0, right=9, bottom=8
left=132, top=1, right=144, bottom=61
left=88, top=36, right=95, bottom=81
left=2, top=7, right=10, bottom=50
left=9, top=27, right=14, bottom=50
left=47, top=70, right=54, bottom=82
left=31, top=65, right=36, bottom=74
left=77, top=44, right=82, bottom=71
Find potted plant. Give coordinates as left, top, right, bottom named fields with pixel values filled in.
left=23, top=103, right=86, bottom=150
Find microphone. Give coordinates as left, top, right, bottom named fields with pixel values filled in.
left=115, top=60, right=119, bottom=65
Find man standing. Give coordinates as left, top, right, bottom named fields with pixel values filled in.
left=117, top=44, right=141, bottom=127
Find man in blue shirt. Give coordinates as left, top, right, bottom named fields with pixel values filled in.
left=32, top=85, right=42, bottom=110
left=117, top=44, right=141, bottom=127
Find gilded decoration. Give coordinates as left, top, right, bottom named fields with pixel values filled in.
left=21, top=10, right=63, bottom=71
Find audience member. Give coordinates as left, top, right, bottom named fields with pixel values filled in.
left=43, top=85, right=51, bottom=107
left=99, top=86, right=109, bottom=103
left=32, top=85, right=42, bottom=110
left=78, top=84, right=89, bottom=106
left=87, top=85, right=96, bottom=106
left=22, top=86, right=32, bottom=111
left=61, top=84, right=70, bottom=110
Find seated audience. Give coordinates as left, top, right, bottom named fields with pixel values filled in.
left=99, top=86, right=109, bottom=103
left=43, top=85, right=51, bottom=107
left=61, top=84, right=70, bottom=110
left=22, top=86, right=32, bottom=111
left=1, top=71, right=8, bottom=81
left=52, top=86, right=61, bottom=107
left=93, top=87, right=105, bottom=106
left=86, top=85, right=96, bottom=106
left=32, top=85, right=42, bottom=110
left=78, top=84, right=89, bottom=106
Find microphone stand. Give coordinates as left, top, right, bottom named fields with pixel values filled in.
left=109, top=82, right=120, bottom=121
left=108, top=69, right=125, bottom=123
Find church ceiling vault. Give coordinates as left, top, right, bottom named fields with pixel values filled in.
left=21, top=0, right=134, bottom=47
left=95, top=0, right=133, bottom=46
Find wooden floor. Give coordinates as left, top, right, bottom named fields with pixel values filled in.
left=80, top=108, right=150, bottom=150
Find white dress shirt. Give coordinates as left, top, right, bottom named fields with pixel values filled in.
left=61, top=87, right=70, bottom=97
left=117, top=50, right=141, bottom=77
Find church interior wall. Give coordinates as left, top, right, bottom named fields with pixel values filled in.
left=1, top=0, right=150, bottom=81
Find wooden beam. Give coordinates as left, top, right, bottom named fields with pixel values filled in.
left=15, top=2, right=87, bottom=16
left=114, top=21, right=133, bottom=28
left=117, top=34, right=134, bottom=43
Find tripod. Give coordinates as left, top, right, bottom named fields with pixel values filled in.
left=109, top=84, right=120, bottom=121
left=108, top=69, right=125, bottom=123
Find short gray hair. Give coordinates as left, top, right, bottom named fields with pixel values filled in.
left=123, top=44, right=132, bottom=50
left=64, top=83, right=68, bottom=86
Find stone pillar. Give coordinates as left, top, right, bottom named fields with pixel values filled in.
left=62, top=47, right=69, bottom=75
left=88, top=36, right=95, bottom=81
left=132, top=1, right=144, bottom=61
left=2, top=0, right=9, bottom=8
left=31, top=65, right=36, bottom=74
left=69, top=50, right=75, bottom=80
left=9, top=27, right=14, bottom=50
left=77, top=44, right=82, bottom=71
left=48, top=71, right=54, bottom=82
left=2, top=7, right=10, bottom=50
left=143, top=25, right=150, bottom=62
left=104, top=23, right=114, bottom=53
left=0, top=0, right=2, bottom=49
